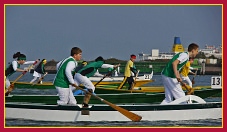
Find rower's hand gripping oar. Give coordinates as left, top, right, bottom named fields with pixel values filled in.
left=94, top=64, right=120, bottom=86
left=72, top=84, right=142, bottom=122
left=5, top=60, right=39, bottom=96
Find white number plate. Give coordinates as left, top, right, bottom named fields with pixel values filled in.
left=144, top=74, right=151, bottom=80
left=211, top=76, right=222, bottom=89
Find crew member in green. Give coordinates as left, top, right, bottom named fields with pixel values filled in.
left=160, top=43, right=199, bottom=105
left=53, top=47, right=82, bottom=106
left=30, top=59, right=48, bottom=84
left=5, top=52, right=39, bottom=89
left=117, top=54, right=138, bottom=90
left=71, top=56, right=120, bottom=107
left=75, top=61, right=87, bottom=73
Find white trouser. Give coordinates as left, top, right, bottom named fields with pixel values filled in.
left=181, top=75, right=192, bottom=88
left=5, top=77, right=10, bottom=89
left=71, top=73, right=95, bottom=92
left=160, top=75, right=185, bottom=105
left=30, top=71, right=42, bottom=83
left=33, top=71, right=42, bottom=77
left=30, top=77, right=38, bottom=83
left=56, top=86, right=77, bottom=106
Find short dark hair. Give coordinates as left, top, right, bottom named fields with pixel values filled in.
left=95, top=56, right=104, bottom=62
left=71, top=47, right=82, bottom=56
left=188, top=43, right=199, bottom=52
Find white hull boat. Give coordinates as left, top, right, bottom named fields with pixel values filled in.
left=5, top=95, right=222, bottom=122
left=89, top=71, right=153, bottom=82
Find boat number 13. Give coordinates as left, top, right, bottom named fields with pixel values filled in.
left=211, top=76, right=222, bottom=88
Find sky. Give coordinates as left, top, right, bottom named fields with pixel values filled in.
left=5, top=5, right=222, bottom=62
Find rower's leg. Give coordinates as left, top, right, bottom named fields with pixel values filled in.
left=82, top=89, right=93, bottom=107
left=117, top=76, right=127, bottom=89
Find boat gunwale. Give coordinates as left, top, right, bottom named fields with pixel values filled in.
left=5, top=102, right=222, bottom=111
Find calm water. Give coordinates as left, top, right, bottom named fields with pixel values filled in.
left=5, top=73, right=223, bottom=127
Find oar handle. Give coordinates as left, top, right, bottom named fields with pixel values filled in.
left=134, top=70, right=140, bottom=80
left=194, top=70, right=198, bottom=76
left=130, top=70, right=140, bottom=92
left=36, top=72, right=48, bottom=84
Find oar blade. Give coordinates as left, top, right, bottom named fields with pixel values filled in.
left=102, top=100, right=142, bottom=122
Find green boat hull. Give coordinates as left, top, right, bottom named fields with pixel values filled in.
left=5, top=88, right=221, bottom=105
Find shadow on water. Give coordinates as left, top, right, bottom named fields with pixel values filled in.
left=5, top=118, right=222, bottom=127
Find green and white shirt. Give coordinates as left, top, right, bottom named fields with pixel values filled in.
left=53, top=56, right=77, bottom=88
left=162, top=52, right=189, bottom=78
left=5, top=60, right=35, bottom=77
left=78, top=61, right=114, bottom=78
left=5, top=61, right=20, bottom=77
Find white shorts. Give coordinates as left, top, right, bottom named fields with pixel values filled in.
left=33, top=71, right=41, bottom=78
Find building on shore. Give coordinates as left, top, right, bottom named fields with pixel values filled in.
left=138, top=37, right=222, bottom=63
left=199, top=44, right=222, bottom=59
left=138, top=37, right=183, bottom=61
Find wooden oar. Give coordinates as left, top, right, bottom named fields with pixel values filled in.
left=74, top=85, right=142, bottom=122
left=191, top=70, right=198, bottom=84
left=130, top=70, right=140, bottom=92
left=32, top=72, right=48, bottom=86
left=5, top=61, right=38, bottom=96
left=94, top=73, right=110, bottom=87
left=94, top=65, right=119, bottom=86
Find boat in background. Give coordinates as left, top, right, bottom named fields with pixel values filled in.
left=12, top=79, right=154, bottom=89
left=89, top=71, right=153, bottom=82
left=93, top=85, right=215, bottom=94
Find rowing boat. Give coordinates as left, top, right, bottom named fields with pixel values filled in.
left=11, top=80, right=154, bottom=89
left=5, top=95, right=222, bottom=122
left=5, top=88, right=221, bottom=105
left=89, top=71, right=153, bottom=81
left=94, top=85, right=214, bottom=94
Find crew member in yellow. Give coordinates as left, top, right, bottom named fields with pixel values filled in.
left=117, top=54, right=137, bottom=90
left=180, top=57, right=198, bottom=88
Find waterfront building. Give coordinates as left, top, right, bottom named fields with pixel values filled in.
left=199, top=44, right=222, bottom=59
left=138, top=37, right=183, bottom=61
left=138, top=37, right=222, bottom=61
